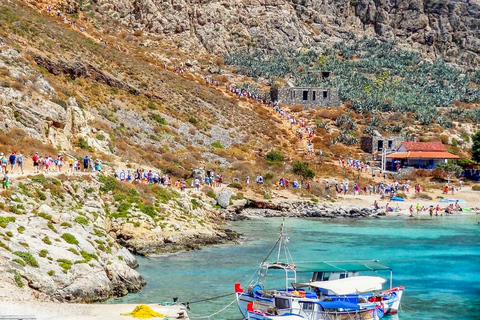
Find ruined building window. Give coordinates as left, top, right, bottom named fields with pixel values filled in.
left=303, top=91, right=308, bottom=100
left=388, top=140, right=393, bottom=149
left=322, top=72, right=330, bottom=79
left=291, top=91, right=295, bottom=99
left=323, top=91, right=328, bottom=98
left=377, top=140, right=383, bottom=151
left=312, top=91, right=316, bottom=101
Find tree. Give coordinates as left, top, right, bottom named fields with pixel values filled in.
left=472, top=131, right=480, bottom=163
left=436, top=162, right=463, bottom=183
left=292, top=161, right=315, bottom=183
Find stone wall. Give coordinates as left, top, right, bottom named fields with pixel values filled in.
left=271, top=86, right=340, bottom=109
left=361, top=136, right=403, bottom=154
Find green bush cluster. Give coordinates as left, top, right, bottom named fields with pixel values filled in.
left=61, top=233, right=79, bottom=245
left=225, top=39, right=480, bottom=125
left=13, top=251, right=39, bottom=267
left=74, top=216, right=89, bottom=226
left=0, top=216, right=15, bottom=228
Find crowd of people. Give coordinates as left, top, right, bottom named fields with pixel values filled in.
left=225, top=85, right=270, bottom=104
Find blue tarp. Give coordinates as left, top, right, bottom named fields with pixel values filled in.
left=439, top=199, right=466, bottom=203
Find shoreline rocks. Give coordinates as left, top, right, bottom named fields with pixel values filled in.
left=224, top=198, right=385, bottom=220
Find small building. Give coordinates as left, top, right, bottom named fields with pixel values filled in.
left=386, top=141, right=459, bottom=170
left=360, top=132, right=403, bottom=155
left=271, top=82, right=340, bottom=109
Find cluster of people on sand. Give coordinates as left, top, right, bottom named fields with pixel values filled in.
left=225, top=85, right=269, bottom=104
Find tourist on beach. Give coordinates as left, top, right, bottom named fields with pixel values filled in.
left=429, top=206, right=434, bottom=217
left=409, top=205, right=414, bottom=217
left=246, top=176, right=250, bottom=186
left=416, top=203, right=421, bottom=215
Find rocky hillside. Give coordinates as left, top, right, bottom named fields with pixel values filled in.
left=0, top=172, right=234, bottom=302
left=88, top=0, right=480, bottom=66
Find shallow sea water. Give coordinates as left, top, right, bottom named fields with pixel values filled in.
left=108, top=215, right=480, bottom=320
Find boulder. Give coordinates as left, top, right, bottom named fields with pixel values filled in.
left=216, top=189, right=232, bottom=209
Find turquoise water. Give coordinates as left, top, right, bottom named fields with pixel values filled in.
left=108, top=216, right=480, bottom=319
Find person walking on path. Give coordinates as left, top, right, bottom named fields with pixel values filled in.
left=83, top=155, right=90, bottom=172
left=8, top=152, right=16, bottom=173
left=17, top=154, right=24, bottom=174
left=32, top=152, right=40, bottom=173
left=2, top=170, right=9, bottom=189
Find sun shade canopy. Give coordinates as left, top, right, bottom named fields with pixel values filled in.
left=297, top=276, right=387, bottom=295
left=294, top=260, right=391, bottom=273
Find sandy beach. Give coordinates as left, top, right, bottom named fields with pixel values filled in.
left=0, top=301, right=188, bottom=320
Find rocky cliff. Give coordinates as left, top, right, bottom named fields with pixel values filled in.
left=0, top=173, right=235, bottom=302
left=91, top=0, right=480, bottom=66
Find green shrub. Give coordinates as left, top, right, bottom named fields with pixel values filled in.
left=60, top=222, right=72, bottom=228
left=93, top=228, right=106, bottom=237
left=152, top=114, right=168, bottom=125
left=211, top=141, right=223, bottom=149
left=13, top=258, right=25, bottom=266
left=14, top=271, right=24, bottom=287
left=31, top=175, right=48, bottom=185
left=0, top=240, right=10, bottom=251
left=98, top=175, right=117, bottom=192
left=35, top=188, right=47, bottom=201
left=39, top=249, right=48, bottom=258
left=231, top=192, right=244, bottom=200
left=152, top=186, right=179, bottom=203
left=188, top=116, right=199, bottom=125
left=140, top=205, right=157, bottom=218
left=206, top=190, right=216, bottom=199
left=5, top=231, right=13, bottom=237
left=47, top=270, right=55, bottom=276
left=38, top=212, right=52, bottom=220
left=74, top=216, right=89, bottom=226
left=68, top=248, right=79, bottom=255
left=96, top=133, right=105, bottom=141
left=42, top=236, right=52, bottom=245
left=61, top=233, right=79, bottom=245
left=266, top=151, right=284, bottom=164
left=13, top=251, right=39, bottom=267
left=472, top=185, right=480, bottom=191
left=19, top=242, right=29, bottom=247
left=0, top=216, right=15, bottom=228
left=191, top=198, right=200, bottom=209
left=17, top=226, right=25, bottom=233
left=228, top=182, right=243, bottom=190
left=57, top=259, right=72, bottom=272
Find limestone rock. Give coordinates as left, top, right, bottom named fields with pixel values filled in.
left=216, top=189, right=232, bottom=209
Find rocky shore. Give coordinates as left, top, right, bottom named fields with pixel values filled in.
left=0, top=173, right=238, bottom=304
left=225, top=198, right=383, bottom=221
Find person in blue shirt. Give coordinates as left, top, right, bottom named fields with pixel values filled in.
left=83, top=155, right=89, bottom=172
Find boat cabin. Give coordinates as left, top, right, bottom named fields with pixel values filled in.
left=296, top=260, right=393, bottom=287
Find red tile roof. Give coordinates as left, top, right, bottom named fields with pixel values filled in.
left=386, top=152, right=460, bottom=159
left=401, top=142, right=446, bottom=152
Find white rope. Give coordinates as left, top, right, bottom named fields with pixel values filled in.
left=188, top=298, right=237, bottom=319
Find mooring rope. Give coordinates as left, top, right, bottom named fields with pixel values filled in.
left=187, top=298, right=237, bottom=319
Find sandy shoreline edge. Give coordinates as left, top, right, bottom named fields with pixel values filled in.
left=1, top=301, right=188, bottom=320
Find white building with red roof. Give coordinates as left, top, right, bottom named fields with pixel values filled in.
left=386, top=141, right=459, bottom=170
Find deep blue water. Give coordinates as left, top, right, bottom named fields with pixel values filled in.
left=108, top=216, right=480, bottom=320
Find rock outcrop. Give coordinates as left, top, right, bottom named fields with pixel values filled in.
left=91, top=0, right=480, bottom=66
